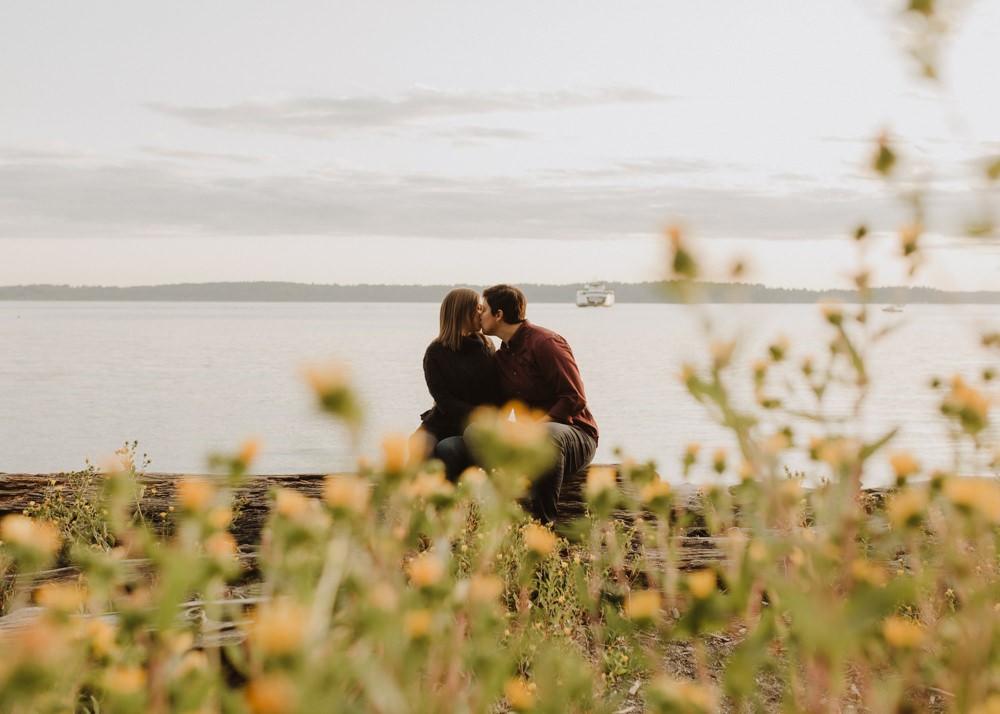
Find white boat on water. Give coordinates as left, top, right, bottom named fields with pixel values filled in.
left=882, top=304, right=904, bottom=313
left=576, top=282, right=615, bottom=307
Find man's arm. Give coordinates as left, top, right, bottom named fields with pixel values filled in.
left=534, top=336, right=588, bottom=423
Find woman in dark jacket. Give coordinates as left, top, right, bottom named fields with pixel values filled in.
left=414, top=288, right=500, bottom=481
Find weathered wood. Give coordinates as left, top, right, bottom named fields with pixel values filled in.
left=1, top=466, right=695, bottom=542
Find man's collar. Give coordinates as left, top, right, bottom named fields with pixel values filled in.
left=503, top=320, right=530, bottom=350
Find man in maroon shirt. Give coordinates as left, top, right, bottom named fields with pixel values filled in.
left=479, top=284, right=599, bottom=523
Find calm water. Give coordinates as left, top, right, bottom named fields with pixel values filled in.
left=1, top=301, right=997, bottom=485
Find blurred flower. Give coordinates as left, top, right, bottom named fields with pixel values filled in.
left=504, top=677, right=536, bottom=711
left=405, top=471, right=455, bottom=501
left=206, top=532, right=238, bottom=559
left=585, top=465, right=617, bottom=502
left=249, top=599, right=308, bottom=656
left=778, top=478, right=803, bottom=508
left=882, top=616, right=925, bottom=649
left=381, top=432, right=409, bottom=473
left=370, top=581, right=399, bottom=612
left=302, top=360, right=362, bottom=427
left=769, top=335, right=789, bottom=362
left=208, top=506, right=234, bottom=529
left=709, top=340, right=735, bottom=369
left=35, top=582, right=87, bottom=612
left=889, top=451, right=920, bottom=480
left=245, top=673, right=297, bottom=714
left=688, top=569, right=716, bottom=599
left=522, top=524, right=558, bottom=557
left=640, top=480, right=672, bottom=506
left=468, top=574, right=504, bottom=604
left=238, top=438, right=261, bottom=468
left=403, top=609, right=433, bottom=639
left=86, top=619, right=118, bottom=658
left=323, top=474, right=371, bottom=514
left=943, top=478, right=1000, bottom=522
left=1, top=514, right=61, bottom=555
left=407, top=552, right=446, bottom=588
left=624, top=589, right=661, bottom=623
left=459, top=466, right=488, bottom=486
left=821, top=301, right=843, bottom=326
left=872, top=132, right=896, bottom=176
left=887, top=488, right=928, bottom=529
left=712, top=448, right=727, bottom=475
left=274, top=488, right=311, bottom=519
left=103, top=665, right=147, bottom=695
left=176, top=477, right=216, bottom=512
left=899, top=222, right=922, bottom=257
left=941, top=375, right=990, bottom=435
left=850, top=559, right=888, bottom=587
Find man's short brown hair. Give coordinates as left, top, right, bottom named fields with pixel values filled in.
left=482, top=284, right=526, bottom=324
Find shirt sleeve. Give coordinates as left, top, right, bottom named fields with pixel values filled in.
left=423, top=346, right=477, bottom=422
left=534, top=336, right=588, bottom=423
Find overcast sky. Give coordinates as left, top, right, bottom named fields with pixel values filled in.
left=2, top=1, right=999, bottom=290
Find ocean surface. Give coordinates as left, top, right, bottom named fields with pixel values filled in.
left=2, top=301, right=997, bottom=485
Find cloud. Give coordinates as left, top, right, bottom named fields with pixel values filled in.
left=0, top=153, right=941, bottom=243
left=138, top=145, right=264, bottom=165
left=146, top=86, right=675, bottom=139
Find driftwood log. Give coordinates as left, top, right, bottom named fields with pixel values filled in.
left=1, top=466, right=724, bottom=569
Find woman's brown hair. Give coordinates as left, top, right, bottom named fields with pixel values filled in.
left=435, top=288, right=494, bottom=353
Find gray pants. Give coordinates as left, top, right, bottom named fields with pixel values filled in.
left=440, top=422, right=596, bottom=523
left=530, top=422, right=597, bottom=524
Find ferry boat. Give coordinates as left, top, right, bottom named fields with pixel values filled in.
left=575, top=282, right=615, bottom=307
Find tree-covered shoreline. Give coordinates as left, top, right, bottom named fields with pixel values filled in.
left=2, top=280, right=998, bottom=304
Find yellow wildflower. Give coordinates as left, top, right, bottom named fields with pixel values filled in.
left=208, top=506, right=234, bottom=529
left=624, top=589, right=661, bottom=623
left=205, top=532, right=238, bottom=558
left=245, top=674, right=297, bottom=714
left=522, top=524, right=558, bottom=557
left=405, top=471, right=454, bottom=500
left=889, top=451, right=920, bottom=480
left=882, top=616, right=924, bottom=648
left=944, top=478, right=1000, bottom=522
left=504, top=677, right=536, bottom=711
left=176, top=477, right=215, bottom=512
left=688, top=569, right=716, bottom=599
left=407, top=552, right=446, bottom=588
left=323, top=474, right=371, bottom=513
left=103, top=665, right=147, bottom=695
left=381, top=432, right=409, bottom=473
left=238, top=438, right=261, bottom=467
left=273, top=488, right=312, bottom=520
left=468, top=574, right=504, bottom=604
left=640, top=480, right=672, bottom=505
left=86, top=619, right=118, bottom=658
left=35, top=582, right=88, bottom=612
left=249, top=599, right=308, bottom=656
left=403, top=609, right=433, bottom=640
left=585, top=465, right=617, bottom=501
left=886, top=488, right=927, bottom=529
left=0, top=514, right=61, bottom=555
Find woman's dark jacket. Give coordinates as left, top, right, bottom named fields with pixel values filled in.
left=420, top=334, right=501, bottom=440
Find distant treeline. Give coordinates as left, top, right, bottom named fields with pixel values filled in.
left=1, top=281, right=999, bottom=304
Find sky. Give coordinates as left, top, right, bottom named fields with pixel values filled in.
left=2, top=1, right=999, bottom=290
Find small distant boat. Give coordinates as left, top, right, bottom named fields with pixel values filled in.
left=576, top=282, right=615, bottom=307
left=882, top=304, right=904, bottom=313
